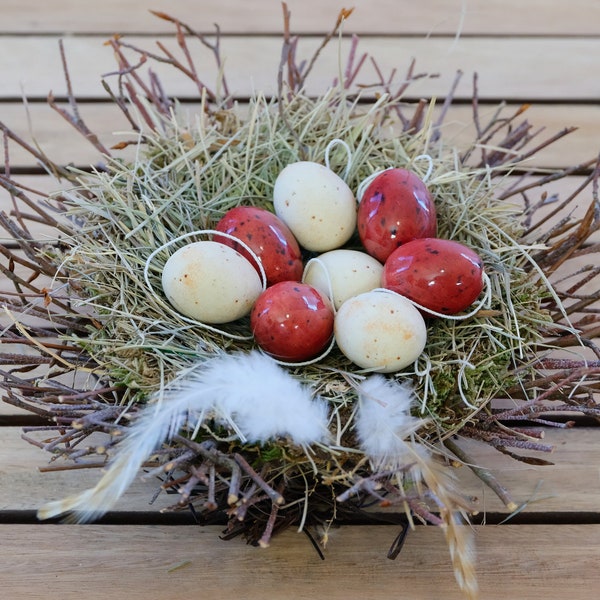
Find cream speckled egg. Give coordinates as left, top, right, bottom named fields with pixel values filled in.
left=334, top=290, right=427, bottom=373
left=273, top=161, right=357, bottom=252
left=303, top=249, right=383, bottom=310
left=161, top=241, right=263, bottom=324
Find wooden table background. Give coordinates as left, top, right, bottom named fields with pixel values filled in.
left=1, top=1, right=600, bottom=598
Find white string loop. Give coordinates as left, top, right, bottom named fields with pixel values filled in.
left=268, top=334, right=337, bottom=369
left=412, top=154, right=434, bottom=183
left=324, top=138, right=353, bottom=180
left=356, top=168, right=392, bottom=203
left=371, top=271, right=492, bottom=321
left=302, top=257, right=338, bottom=312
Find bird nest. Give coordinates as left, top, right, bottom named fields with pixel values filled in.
left=1, top=8, right=600, bottom=598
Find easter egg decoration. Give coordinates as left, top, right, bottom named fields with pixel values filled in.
left=273, top=161, right=357, bottom=252
left=251, top=281, right=335, bottom=362
left=302, top=249, right=383, bottom=310
left=161, top=240, right=263, bottom=324
left=215, top=206, right=304, bottom=285
left=334, top=289, right=427, bottom=373
left=382, top=237, right=485, bottom=316
left=357, top=168, right=437, bottom=262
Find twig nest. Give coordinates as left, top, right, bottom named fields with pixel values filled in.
left=334, top=289, right=428, bottom=372
left=161, top=241, right=263, bottom=323
left=273, top=161, right=357, bottom=251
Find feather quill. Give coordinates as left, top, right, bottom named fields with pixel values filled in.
left=37, top=350, right=329, bottom=522
left=355, top=375, right=478, bottom=599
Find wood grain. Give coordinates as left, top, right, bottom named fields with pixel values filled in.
left=1, top=523, right=598, bottom=600
left=2, top=35, right=600, bottom=101
left=4, top=0, right=600, bottom=35
left=0, top=427, right=178, bottom=513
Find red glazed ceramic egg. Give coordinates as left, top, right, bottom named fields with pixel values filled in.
left=382, top=238, right=485, bottom=316
left=215, top=206, right=303, bottom=285
left=251, top=281, right=334, bottom=362
left=358, top=168, right=437, bottom=263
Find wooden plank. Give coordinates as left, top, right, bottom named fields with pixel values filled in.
left=2, top=35, right=600, bottom=101
left=0, top=426, right=182, bottom=513
left=0, top=523, right=599, bottom=599
left=2, top=101, right=599, bottom=171
left=4, top=0, right=600, bottom=36
left=1, top=425, right=599, bottom=515
left=451, top=428, right=600, bottom=516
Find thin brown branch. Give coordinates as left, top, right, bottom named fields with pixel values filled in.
left=48, top=40, right=112, bottom=156
left=444, top=437, right=518, bottom=512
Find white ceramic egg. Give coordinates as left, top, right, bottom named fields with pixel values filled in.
left=161, top=241, right=263, bottom=324
left=273, top=161, right=357, bottom=252
left=334, top=289, right=427, bottom=373
left=303, top=249, right=384, bottom=310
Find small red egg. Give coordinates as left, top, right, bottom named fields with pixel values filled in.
left=358, top=168, right=437, bottom=263
left=382, top=238, right=484, bottom=316
left=215, top=206, right=304, bottom=285
left=251, top=281, right=334, bottom=362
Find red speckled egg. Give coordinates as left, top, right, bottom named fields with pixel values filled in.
left=251, top=281, right=335, bottom=362
left=215, top=206, right=303, bottom=285
left=358, top=168, right=437, bottom=262
left=382, top=238, right=485, bottom=316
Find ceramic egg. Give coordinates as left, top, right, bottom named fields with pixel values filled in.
left=161, top=241, right=263, bottom=324
left=215, top=206, right=303, bottom=285
left=302, top=249, right=383, bottom=310
left=334, top=290, right=427, bottom=373
left=382, top=238, right=485, bottom=316
left=358, top=168, right=437, bottom=262
left=273, top=161, right=357, bottom=252
left=251, top=281, right=334, bottom=362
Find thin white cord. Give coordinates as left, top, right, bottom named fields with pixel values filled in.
left=302, top=257, right=337, bottom=311
left=356, top=168, right=392, bottom=203
left=373, top=272, right=492, bottom=321
left=324, top=138, right=353, bottom=180
left=412, top=154, right=434, bottom=182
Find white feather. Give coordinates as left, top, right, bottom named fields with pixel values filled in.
left=355, top=375, right=426, bottom=470
left=37, top=350, right=328, bottom=522
left=213, top=351, right=330, bottom=445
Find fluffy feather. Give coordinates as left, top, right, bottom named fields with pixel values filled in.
left=355, top=375, right=426, bottom=470
left=198, top=350, right=330, bottom=445
left=37, top=350, right=329, bottom=522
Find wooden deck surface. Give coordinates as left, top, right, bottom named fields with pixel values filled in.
left=2, top=1, right=600, bottom=598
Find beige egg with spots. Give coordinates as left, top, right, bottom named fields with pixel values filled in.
left=273, top=161, right=357, bottom=252
left=303, top=249, right=384, bottom=310
left=334, top=290, right=427, bottom=373
left=161, top=241, right=263, bottom=324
